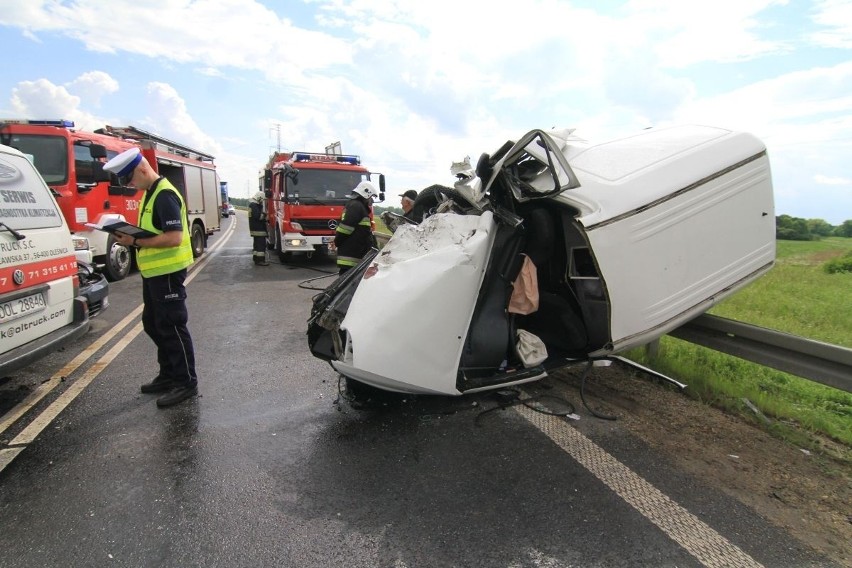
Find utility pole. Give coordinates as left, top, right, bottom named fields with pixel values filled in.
left=269, top=123, right=281, bottom=153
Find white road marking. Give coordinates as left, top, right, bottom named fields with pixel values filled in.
left=10, top=322, right=144, bottom=446
left=515, top=404, right=764, bottom=568
left=0, top=223, right=235, bottom=472
left=0, top=448, right=24, bottom=471
left=0, top=305, right=142, bottom=437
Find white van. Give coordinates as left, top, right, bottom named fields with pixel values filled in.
left=309, top=125, right=776, bottom=398
left=0, top=143, right=89, bottom=375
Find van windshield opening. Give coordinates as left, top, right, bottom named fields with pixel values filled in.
left=2, top=134, right=68, bottom=185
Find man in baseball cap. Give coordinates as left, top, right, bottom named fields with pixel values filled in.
left=399, top=189, right=418, bottom=216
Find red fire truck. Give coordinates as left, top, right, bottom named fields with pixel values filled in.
left=0, top=120, right=221, bottom=281
left=261, top=150, right=384, bottom=262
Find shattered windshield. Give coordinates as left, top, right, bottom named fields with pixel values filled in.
left=491, top=130, right=580, bottom=202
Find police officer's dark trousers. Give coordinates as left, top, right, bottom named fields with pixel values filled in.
left=141, top=269, right=197, bottom=386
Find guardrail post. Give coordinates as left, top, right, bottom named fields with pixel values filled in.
left=645, top=339, right=660, bottom=359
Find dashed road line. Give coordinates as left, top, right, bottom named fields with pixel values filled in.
left=514, top=404, right=764, bottom=568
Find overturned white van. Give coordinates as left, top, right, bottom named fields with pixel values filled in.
left=308, top=125, right=776, bottom=398
left=0, top=143, right=89, bottom=375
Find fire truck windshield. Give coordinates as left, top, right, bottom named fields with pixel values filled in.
left=2, top=134, right=68, bottom=185
left=285, top=169, right=368, bottom=202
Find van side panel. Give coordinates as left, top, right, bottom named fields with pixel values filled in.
left=0, top=144, right=89, bottom=374
left=585, top=154, right=775, bottom=352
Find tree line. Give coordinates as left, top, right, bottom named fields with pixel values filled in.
left=776, top=215, right=852, bottom=240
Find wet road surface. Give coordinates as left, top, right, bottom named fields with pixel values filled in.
left=0, top=215, right=838, bottom=567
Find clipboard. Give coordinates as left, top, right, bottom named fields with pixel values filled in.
left=84, top=221, right=157, bottom=239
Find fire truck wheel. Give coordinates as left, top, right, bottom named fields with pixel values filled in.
left=190, top=223, right=205, bottom=258
left=103, top=235, right=132, bottom=282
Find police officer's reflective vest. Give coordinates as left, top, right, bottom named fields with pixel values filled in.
left=137, top=178, right=194, bottom=277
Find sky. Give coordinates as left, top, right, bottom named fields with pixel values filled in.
left=1, top=0, right=850, bottom=224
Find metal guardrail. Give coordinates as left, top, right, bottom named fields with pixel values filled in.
left=667, top=314, right=852, bottom=393
left=374, top=232, right=391, bottom=249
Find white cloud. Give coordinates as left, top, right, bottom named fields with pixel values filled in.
left=814, top=173, right=851, bottom=185
left=2, top=0, right=850, bottom=221
left=9, top=78, right=106, bottom=130
left=65, top=71, right=119, bottom=108
left=809, top=0, right=852, bottom=48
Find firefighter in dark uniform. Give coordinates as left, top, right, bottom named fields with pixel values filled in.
left=334, top=181, right=378, bottom=274
left=248, top=191, right=269, bottom=265
left=105, top=147, right=198, bottom=408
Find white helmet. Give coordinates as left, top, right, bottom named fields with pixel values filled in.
left=251, top=191, right=264, bottom=203
left=352, top=181, right=378, bottom=200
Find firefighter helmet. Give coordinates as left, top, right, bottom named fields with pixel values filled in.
left=351, top=181, right=378, bottom=200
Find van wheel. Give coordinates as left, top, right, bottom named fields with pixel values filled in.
left=103, top=235, right=132, bottom=282
left=411, top=186, right=471, bottom=220
left=191, top=223, right=205, bottom=258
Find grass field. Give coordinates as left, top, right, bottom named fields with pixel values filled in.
left=627, top=237, right=852, bottom=454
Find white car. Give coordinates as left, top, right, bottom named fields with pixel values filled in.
left=308, top=125, right=776, bottom=400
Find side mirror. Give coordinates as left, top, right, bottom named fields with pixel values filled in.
left=378, top=173, right=386, bottom=202
left=263, top=170, right=272, bottom=190
left=90, top=144, right=108, bottom=160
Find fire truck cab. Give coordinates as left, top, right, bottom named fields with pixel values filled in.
left=0, top=120, right=222, bottom=281
left=262, top=151, right=385, bottom=262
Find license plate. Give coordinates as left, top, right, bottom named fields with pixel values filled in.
left=322, top=236, right=334, bottom=243
left=0, top=292, right=47, bottom=324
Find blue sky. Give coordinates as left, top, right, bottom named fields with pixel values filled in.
left=1, top=0, right=850, bottom=223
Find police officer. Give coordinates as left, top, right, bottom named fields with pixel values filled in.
left=105, top=148, right=198, bottom=407
left=334, top=181, right=378, bottom=274
left=248, top=191, right=269, bottom=265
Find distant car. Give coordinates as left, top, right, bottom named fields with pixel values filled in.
left=227, top=204, right=236, bottom=216
left=223, top=204, right=235, bottom=217
left=308, top=124, right=776, bottom=400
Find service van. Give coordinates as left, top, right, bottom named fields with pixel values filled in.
left=308, top=124, right=776, bottom=399
left=0, top=143, right=89, bottom=375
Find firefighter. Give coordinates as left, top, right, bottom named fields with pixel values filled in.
left=248, top=191, right=269, bottom=266
left=105, top=147, right=198, bottom=408
left=334, top=181, right=378, bottom=274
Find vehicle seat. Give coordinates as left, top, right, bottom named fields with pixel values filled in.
left=515, top=206, right=588, bottom=356
left=459, top=223, right=526, bottom=373
left=521, top=206, right=555, bottom=289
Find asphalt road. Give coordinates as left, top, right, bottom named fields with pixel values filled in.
left=0, top=214, right=839, bottom=567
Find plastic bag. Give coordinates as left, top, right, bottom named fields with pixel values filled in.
left=516, top=329, right=548, bottom=368
left=508, top=254, right=539, bottom=315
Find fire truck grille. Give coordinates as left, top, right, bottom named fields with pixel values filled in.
left=294, top=219, right=336, bottom=232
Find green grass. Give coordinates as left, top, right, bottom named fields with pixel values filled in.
left=626, top=237, right=852, bottom=456
left=374, top=216, right=391, bottom=235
